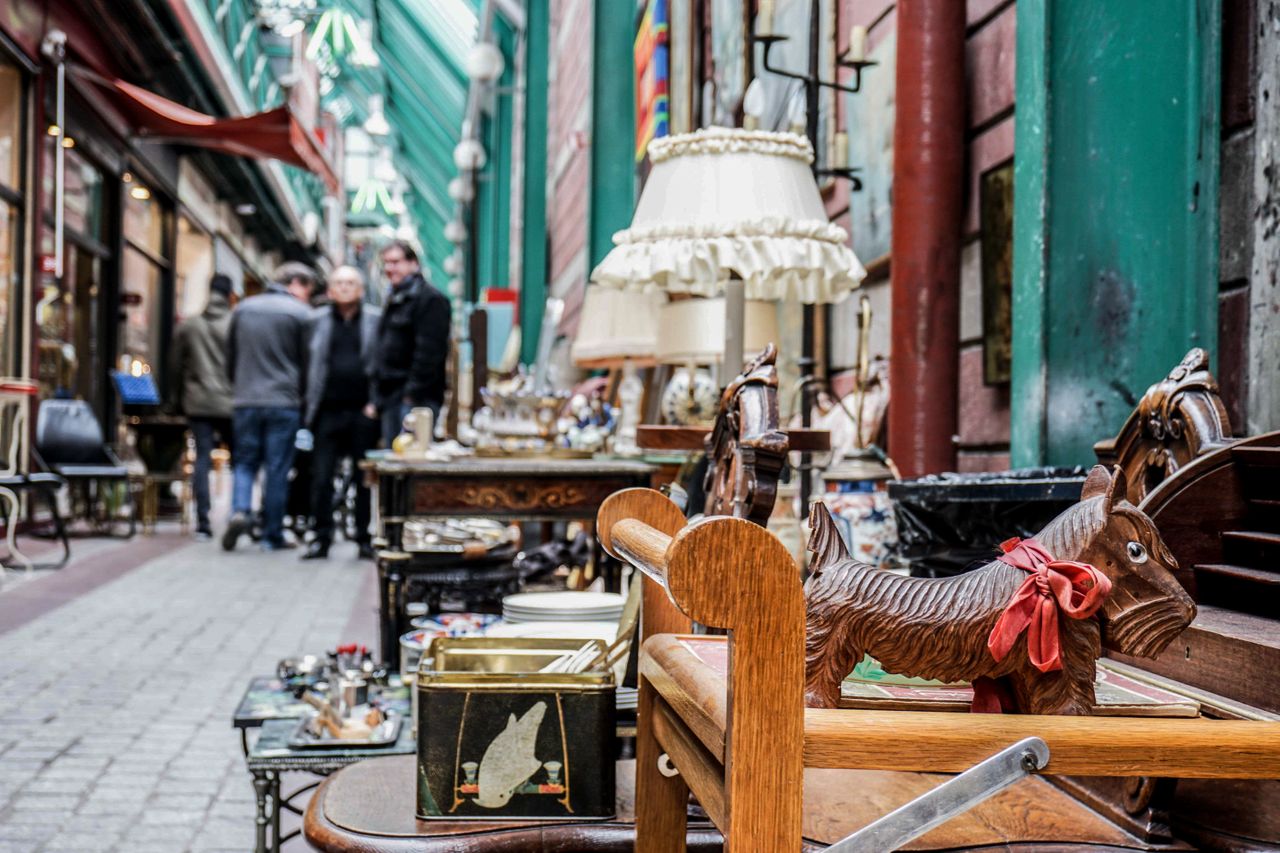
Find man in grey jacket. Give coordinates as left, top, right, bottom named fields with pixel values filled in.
left=222, top=262, right=314, bottom=552
left=301, top=266, right=380, bottom=560
left=170, top=274, right=234, bottom=540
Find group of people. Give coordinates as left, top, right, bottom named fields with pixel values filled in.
left=168, top=240, right=451, bottom=559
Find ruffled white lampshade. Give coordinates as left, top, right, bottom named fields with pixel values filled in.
left=570, top=286, right=664, bottom=367
left=592, top=128, right=866, bottom=304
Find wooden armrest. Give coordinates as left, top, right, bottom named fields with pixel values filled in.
left=803, top=708, right=1280, bottom=779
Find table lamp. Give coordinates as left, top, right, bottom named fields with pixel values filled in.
left=592, top=127, right=866, bottom=375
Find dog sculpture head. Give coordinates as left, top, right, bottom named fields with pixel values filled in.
left=1040, top=465, right=1196, bottom=659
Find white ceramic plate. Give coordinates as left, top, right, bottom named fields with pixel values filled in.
left=501, top=591, right=626, bottom=611
left=484, top=620, right=619, bottom=643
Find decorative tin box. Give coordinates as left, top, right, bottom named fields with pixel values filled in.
left=416, top=637, right=616, bottom=820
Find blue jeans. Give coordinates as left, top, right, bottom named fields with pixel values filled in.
left=231, top=406, right=300, bottom=546
left=189, top=417, right=232, bottom=531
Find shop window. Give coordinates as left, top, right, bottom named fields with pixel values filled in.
left=174, top=213, right=214, bottom=322
left=43, top=140, right=105, bottom=243
left=119, top=246, right=165, bottom=376
left=0, top=59, right=23, bottom=379
left=0, top=64, right=20, bottom=191
left=123, top=178, right=165, bottom=254
left=37, top=226, right=103, bottom=409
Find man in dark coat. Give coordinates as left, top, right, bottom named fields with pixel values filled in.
left=223, top=262, right=313, bottom=552
left=169, top=274, right=234, bottom=540
left=302, top=266, right=380, bottom=560
left=371, top=240, right=450, bottom=446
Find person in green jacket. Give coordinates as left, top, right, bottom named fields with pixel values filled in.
left=170, top=274, right=235, bottom=539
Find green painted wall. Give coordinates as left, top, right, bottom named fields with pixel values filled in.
left=1011, top=0, right=1221, bottom=466
left=520, top=0, right=550, bottom=365
left=589, top=0, right=637, bottom=269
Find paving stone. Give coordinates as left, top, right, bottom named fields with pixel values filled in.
left=0, top=523, right=369, bottom=849
left=43, top=832, right=121, bottom=852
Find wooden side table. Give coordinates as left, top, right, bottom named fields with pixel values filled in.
left=304, top=755, right=724, bottom=852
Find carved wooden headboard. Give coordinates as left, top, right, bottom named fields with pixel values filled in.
left=702, top=344, right=789, bottom=525
left=1093, top=348, right=1233, bottom=506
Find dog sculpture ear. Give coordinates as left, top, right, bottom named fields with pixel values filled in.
left=1105, top=466, right=1128, bottom=511
left=1081, top=465, right=1113, bottom=501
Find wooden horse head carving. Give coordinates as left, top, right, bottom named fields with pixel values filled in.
left=1094, top=348, right=1232, bottom=505
left=702, top=344, right=789, bottom=524
left=803, top=465, right=1196, bottom=714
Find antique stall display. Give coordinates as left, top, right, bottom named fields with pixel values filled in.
left=597, top=486, right=1280, bottom=852
left=366, top=455, right=654, bottom=663
left=416, top=638, right=616, bottom=820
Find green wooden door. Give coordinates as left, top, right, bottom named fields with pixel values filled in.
left=1012, top=0, right=1220, bottom=467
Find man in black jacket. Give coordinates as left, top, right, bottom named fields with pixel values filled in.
left=371, top=240, right=450, bottom=446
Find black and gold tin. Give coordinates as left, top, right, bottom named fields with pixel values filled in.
left=416, top=637, right=616, bottom=820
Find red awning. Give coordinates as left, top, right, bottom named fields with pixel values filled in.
left=72, top=66, right=339, bottom=193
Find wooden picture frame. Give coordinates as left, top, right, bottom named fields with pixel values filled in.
left=979, top=159, right=1015, bottom=386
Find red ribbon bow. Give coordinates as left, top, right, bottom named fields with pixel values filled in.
left=986, top=537, right=1112, bottom=673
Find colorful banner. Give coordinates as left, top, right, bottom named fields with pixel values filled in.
left=634, top=0, right=670, bottom=162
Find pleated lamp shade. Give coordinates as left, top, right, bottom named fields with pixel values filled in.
left=570, top=286, right=663, bottom=368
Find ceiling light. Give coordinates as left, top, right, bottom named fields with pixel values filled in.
left=363, top=94, right=390, bottom=136
left=235, top=203, right=257, bottom=216
left=447, top=176, right=474, bottom=203
left=466, top=41, right=505, bottom=83
left=46, top=124, right=59, bottom=136
left=443, top=220, right=467, bottom=244
left=130, top=186, right=151, bottom=201
left=122, top=172, right=133, bottom=183
left=453, top=139, right=486, bottom=171
left=61, top=136, right=75, bottom=149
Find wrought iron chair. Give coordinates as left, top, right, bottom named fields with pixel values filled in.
left=0, top=380, right=70, bottom=575
left=34, top=398, right=136, bottom=538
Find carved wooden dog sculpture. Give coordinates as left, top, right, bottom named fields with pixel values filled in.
left=804, top=466, right=1196, bottom=714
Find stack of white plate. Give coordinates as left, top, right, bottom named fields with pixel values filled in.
left=616, top=686, right=638, bottom=712
left=501, top=591, right=625, bottom=624
left=484, top=621, right=618, bottom=644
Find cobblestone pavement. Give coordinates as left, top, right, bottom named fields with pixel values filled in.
left=0, top=530, right=374, bottom=852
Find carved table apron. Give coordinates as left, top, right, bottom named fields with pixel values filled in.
left=365, top=457, right=655, bottom=545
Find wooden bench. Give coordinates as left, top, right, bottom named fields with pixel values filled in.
left=597, top=488, right=1280, bottom=851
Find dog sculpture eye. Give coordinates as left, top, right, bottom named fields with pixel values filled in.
left=1126, top=541, right=1148, bottom=563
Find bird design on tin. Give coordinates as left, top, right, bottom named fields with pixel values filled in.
left=475, top=701, right=547, bottom=808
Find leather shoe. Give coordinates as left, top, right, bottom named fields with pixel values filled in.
left=357, top=542, right=376, bottom=560
left=301, top=541, right=330, bottom=560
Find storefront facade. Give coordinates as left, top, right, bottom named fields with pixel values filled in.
left=0, top=0, right=338, bottom=445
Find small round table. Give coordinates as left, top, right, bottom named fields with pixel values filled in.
left=304, top=755, right=724, bottom=852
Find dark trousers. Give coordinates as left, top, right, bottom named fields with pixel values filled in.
left=311, top=407, right=379, bottom=545
left=380, top=400, right=440, bottom=448
left=189, top=416, right=232, bottom=531
left=232, top=406, right=300, bottom=547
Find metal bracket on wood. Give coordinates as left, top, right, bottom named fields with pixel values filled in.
left=825, top=736, right=1051, bottom=852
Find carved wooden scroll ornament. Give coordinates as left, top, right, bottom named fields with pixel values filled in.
left=702, top=343, right=789, bottom=525
left=803, top=466, right=1197, bottom=714
left=1094, top=348, right=1233, bottom=505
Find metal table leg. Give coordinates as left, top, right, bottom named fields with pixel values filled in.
left=251, top=770, right=272, bottom=853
